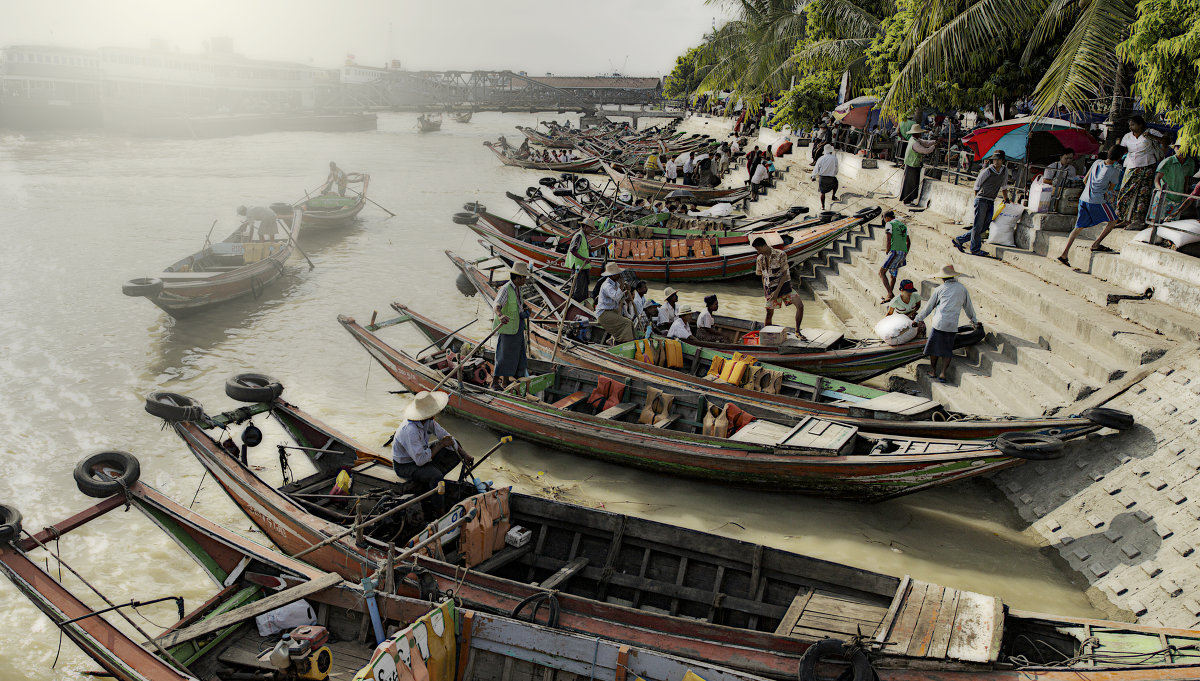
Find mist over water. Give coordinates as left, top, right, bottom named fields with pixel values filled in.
left=0, top=112, right=1097, bottom=680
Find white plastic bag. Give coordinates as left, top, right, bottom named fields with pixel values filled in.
left=987, top=203, right=1024, bottom=247
left=698, top=202, right=733, bottom=217
left=874, top=315, right=918, bottom=346
left=255, top=599, right=317, bottom=637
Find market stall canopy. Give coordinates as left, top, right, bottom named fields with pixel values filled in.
left=832, top=96, right=878, bottom=129
left=963, top=116, right=1100, bottom=163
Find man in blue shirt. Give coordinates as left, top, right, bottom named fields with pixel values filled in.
left=391, top=390, right=473, bottom=491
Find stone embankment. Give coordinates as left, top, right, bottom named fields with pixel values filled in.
left=677, top=113, right=1200, bottom=625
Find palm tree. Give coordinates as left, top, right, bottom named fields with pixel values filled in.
left=692, top=0, right=811, bottom=108
left=880, top=0, right=1139, bottom=120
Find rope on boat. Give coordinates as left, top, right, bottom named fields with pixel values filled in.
left=1008, top=633, right=1200, bottom=668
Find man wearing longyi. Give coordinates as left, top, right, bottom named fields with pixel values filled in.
left=391, top=390, right=473, bottom=493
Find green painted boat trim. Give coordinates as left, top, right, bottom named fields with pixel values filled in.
left=137, top=503, right=228, bottom=584
left=175, top=586, right=262, bottom=665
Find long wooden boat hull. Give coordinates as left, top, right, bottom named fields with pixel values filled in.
left=149, top=399, right=1200, bottom=681
left=484, top=142, right=603, bottom=172
left=297, top=198, right=366, bottom=227
left=603, top=161, right=752, bottom=204
left=466, top=210, right=867, bottom=282
left=338, top=312, right=1050, bottom=500
left=517, top=125, right=576, bottom=148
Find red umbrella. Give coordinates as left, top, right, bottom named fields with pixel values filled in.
left=962, top=116, right=1099, bottom=162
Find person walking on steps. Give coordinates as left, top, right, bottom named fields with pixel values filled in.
left=1058, top=146, right=1125, bottom=263
left=753, top=236, right=804, bottom=332
left=812, top=146, right=839, bottom=209
left=391, top=391, right=474, bottom=499
left=1114, top=116, right=1159, bottom=233
left=492, top=261, right=531, bottom=390
left=878, top=210, right=910, bottom=302
left=595, top=262, right=635, bottom=344
left=955, top=151, right=1010, bottom=257
left=913, top=265, right=981, bottom=384
left=900, top=126, right=936, bottom=204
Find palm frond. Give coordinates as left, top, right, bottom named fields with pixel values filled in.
left=1020, top=0, right=1079, bottom=64
left=1027, top=0, right=1138, bottom=114
left=794, top=37, right=876, bottom=68
left=797, top=0, right=884, bottom=37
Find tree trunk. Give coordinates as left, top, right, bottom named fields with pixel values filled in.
left=1105, top=59, right=1134, bottom=143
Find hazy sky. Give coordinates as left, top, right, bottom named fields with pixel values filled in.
left=1, top=0, right=726, bottom=75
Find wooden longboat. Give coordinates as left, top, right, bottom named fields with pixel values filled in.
left=148, top=395, right=1200, bottom=680
left=417, top=113, right=443, bottom=132
left=336, top=308, right=1078, bottom=499
left=516, top=125, right=575, bottom=148
left=440, top=250, right=1123, bottom=441
left=272, top=173, right=370, bottom=228
left=452, top=110, right=473, bottom=123
left=484, top=141, right=604, bottom=172
left=0, top=465, right=775, bottom=681
left=120, top=211, right=300, bottom=316
left=518, top=252, right=985, bottom=382
left=530, top=186, right=802, bottom=233
left=603, top=162, right=752, bottom=204
left=463, top=209, right=870, bottom=282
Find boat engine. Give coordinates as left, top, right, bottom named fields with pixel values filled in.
left=368, top=491, right=426, bottom=541
left=283, top=625, right=332, bottom=680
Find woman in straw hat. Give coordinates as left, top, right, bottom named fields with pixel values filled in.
left=594, top=262, right=635, bottom=343
left=391, top=391, right=473, bottom=495
left=900, top=125, right=937, bottom=205
left=912, top=264, right=981, bottom=383
left=493, top=261, right=531, bottom=389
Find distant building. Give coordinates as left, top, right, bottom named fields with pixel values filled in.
left=0, top=45, right=103, bottom=128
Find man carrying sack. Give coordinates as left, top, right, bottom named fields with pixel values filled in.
left=594, top=262, right=635, bottom=343
left=391, top=391, right=474, bottom=494
left=492, top=261, right=531, bottom=389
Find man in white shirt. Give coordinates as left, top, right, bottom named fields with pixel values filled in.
left=730, top=138, right=741, bottom=155
left=667, top=315, right=693, bottom=339
left=1042, top=151, right=1079, bottom=187
left=811, top=147, right=840, bottom=209
left=664, top=156, right=678, bottom=182
left=656, top=287, right=681, bottom=327
left=914, top=265, right=982, bottom=383
left=751, top=161, right=771, bottom=196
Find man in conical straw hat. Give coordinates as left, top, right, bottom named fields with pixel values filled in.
left=594, top=262, right=635, bottom=343
left=913, top=264, right=982, bottom=384
left=391, top=390, right=473, bottom=495
left=492, top=261, right=531, bottom=389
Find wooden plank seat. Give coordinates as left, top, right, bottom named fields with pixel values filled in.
left=595, top=402, right=637, bottom=420
left=874, top=577, right=1003, bottom=664
left=538, top=557, right=590, bottom=589
left=775, top=590, right=888, bottom=640
left=551, top=391, right=588, bottom=410
left=652, top=414, right=681, bottom=429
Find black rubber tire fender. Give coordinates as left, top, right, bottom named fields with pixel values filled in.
left=539, top=177, right=559, bottom=187
left=145, top=392, right=204, bottom=422
left=1083, top=407, right=1134, bottom=431
left=525, top=186, right=541, bottom=199
left=854, top=206, right=882, bottom=220
left=552, top=188, right=574, bottom=197
left=225, top=373, right=284, bottom=403
left=995, top=432, right=1065, bottom=460
left=452, top=212, right=479, bottom=226
left=74, top=451, right=141, bottom=499
left=797, top=639, right=874, bottom=681
left=122, top=277, right=164, bottom=298
left=573, top=177, right=590, bottom=194
left=462, top=202, right=487, bottom=214
left=0, top=504, right=21, bottom=544
left=455, top=271, right=479, bottom=298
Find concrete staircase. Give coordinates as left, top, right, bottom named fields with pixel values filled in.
left=796, top=198, right=1176, bottom=418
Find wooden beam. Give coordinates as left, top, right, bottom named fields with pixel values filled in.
left=475, top=544, right=533, bottom=574
left=539, top=557, right=589, bottom=590
left=774, top=590, right=813, bottom=636
left=154, top=572, right=341, bottom=649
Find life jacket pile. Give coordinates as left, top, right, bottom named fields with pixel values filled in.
left=632, top=338, right=684, bottom=369
left=703, top=353, right=783, bottom=394
left=702, top=402, right=756, bottom=437
left=355, top=599, right=458, bottom=681
left=610, top=237, right=716, bottom=260
left=403, top=488, right=511, bottom=569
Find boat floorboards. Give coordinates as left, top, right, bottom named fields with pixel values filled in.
left=776, top=590, right=889, bottom=640
left=217, top=628, right=373, bottom=680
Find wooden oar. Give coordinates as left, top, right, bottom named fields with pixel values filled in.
left=416, top=318, right=478, bottom=358
left=292, top=482, right=445, bottom=559
left=457, top=435, right=513, bottom=481
left=551, top=268, right=582, bottom=363
left=349, top=186, right=397, bottom=217
left=430, top=322, right=508, bottom=392
left=282, top=215, right=315, bottom=270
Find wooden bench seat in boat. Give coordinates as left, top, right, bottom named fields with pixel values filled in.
left=775, top=589, right=889, bottom=639
left=728, top=418, right=856, bottom=455
left=873, top=577, right=1003, bottom=664
left=774, top=328, right=844, bottom=352
left=846, top=393, right=941, bottom=421
left=551, top=391, right=588, bottom=409
left=595, top=402, right=638, bottom=420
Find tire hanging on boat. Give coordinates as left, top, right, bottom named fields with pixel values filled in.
left=73, top=451, right=141, bottom=499
left=463, top=202, right=487, bottom=214
left=225, top=373, right=284, bottom=403
left=455, top=272, right=478, bottom=297
left=0, top=504, right=21, bottom=544
left=796, top=639, right=874, bottom=681
left=122, top=277, right=164, bottom=298
left=144, top=392, right=204, bottom=422
left=452, top=212, right=480, bottom=225
left=995, top=432, right=1065, bottom=460
left=1082, top=407, right=1134, bottom=431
